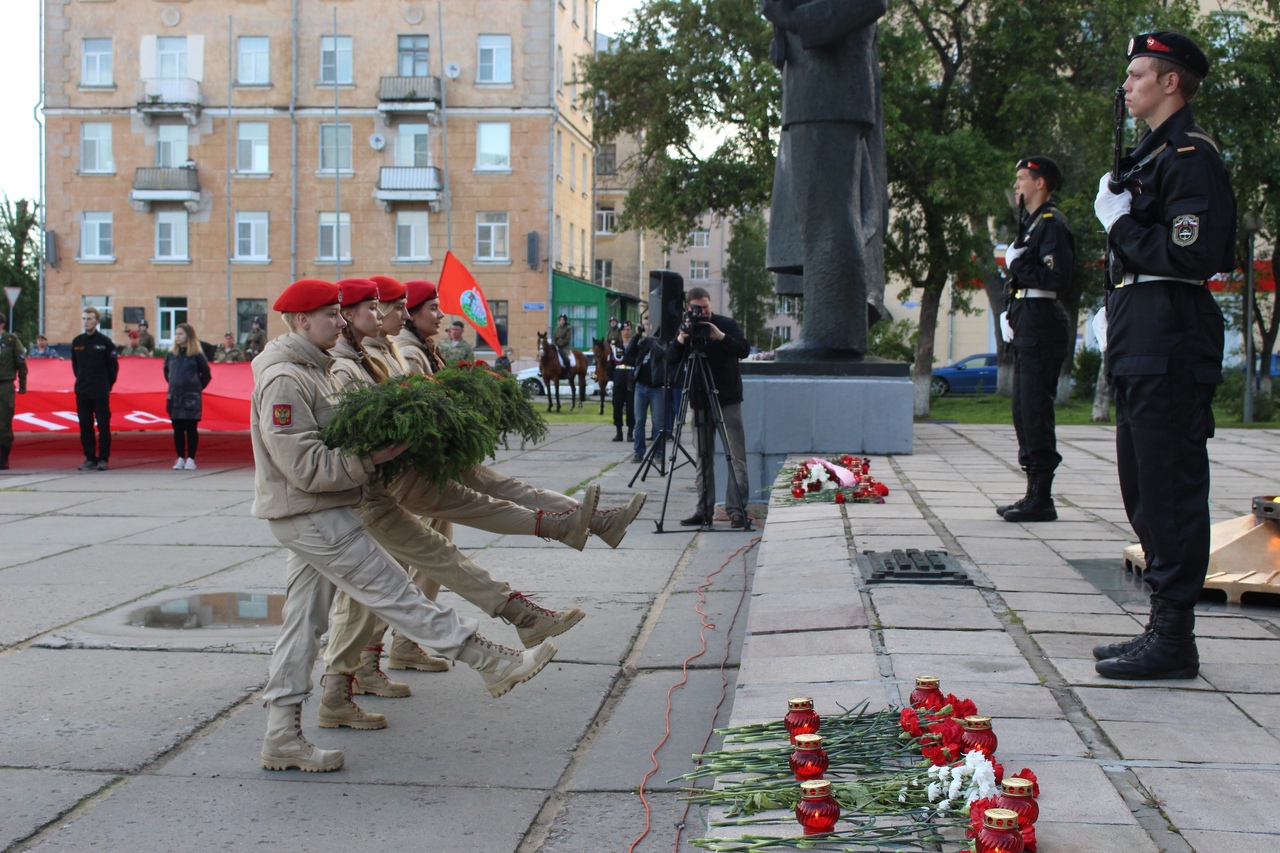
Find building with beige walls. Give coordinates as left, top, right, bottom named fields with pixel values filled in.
left=591, top=131, right=660, bottom=328
left=42, top=0, right=605, bottom=364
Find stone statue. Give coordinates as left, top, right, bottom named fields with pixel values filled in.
left=762, top=0, right=888, bottom=360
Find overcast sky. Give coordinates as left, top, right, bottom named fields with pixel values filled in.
left=0, top=1, right=641, bottom=205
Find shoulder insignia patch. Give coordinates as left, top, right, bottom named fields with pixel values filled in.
left=272, top=404, right=293, bottom=427
left=1177, top=146, right=1196, bottom=153
left=1042, top=253, right=1055, bottom=270
left=1172, top=214, right=1200, bottom=247
left=1042, top=212, right=1053, bottom=219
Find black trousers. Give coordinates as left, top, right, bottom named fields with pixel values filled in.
left=76, top=392, right=112, bottom=462
left=612, top=369, right=635, bottom=430
left=172, top=418, right=199, bottom=459
left=1011, top=345, right=1066, bottom=475
left=1114, top=366, right=1216, bottom=608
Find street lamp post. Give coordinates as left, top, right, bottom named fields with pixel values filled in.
left=1242, top=212, right=1261, bottom=424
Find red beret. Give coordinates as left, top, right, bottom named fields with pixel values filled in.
left=370, top=275, right=407, bottom=302
left=405, top=280, right=439, bottom=311
left=336, top=278, right=379, bottom=307
left=274, top=279, right=340, bottom=313
left=127, top=329, right=140, bottom=339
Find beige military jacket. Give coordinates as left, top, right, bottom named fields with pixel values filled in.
left=249, top=333, right=374, bottom=520
left=364, top=336, right=410, bottom=378
left=394, top=328, right=436, bottom=376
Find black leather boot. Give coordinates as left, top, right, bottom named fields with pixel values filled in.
left=996, top=472, right=1032, bottom=517
left=1093, top=600, right=1157, bottom=661
left=626, top=428, right=633, bottom=442
left=1002, top=472, right=1057, bottom=522
left=1095, top=599, right=1199, bottom=680
left=612, top=427, right=624, bottom=442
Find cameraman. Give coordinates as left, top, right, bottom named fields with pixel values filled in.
left=666, top=288, right=752, bottom=528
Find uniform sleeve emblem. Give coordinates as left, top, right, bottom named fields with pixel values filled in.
left=1042, top=253, right=1054, bottom=270
left=1172, top=214, right=1200, bottom=247
left=272, top=404, right=292, bottom=426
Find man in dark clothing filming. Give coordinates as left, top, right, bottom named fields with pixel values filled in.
left=998, top=156, right=1073, bottom=524
left=72, top=307, right=118, bottom=471
left=666, top=287, right=752, bottom=529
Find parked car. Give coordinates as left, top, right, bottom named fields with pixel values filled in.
left=515, top=352, right=608, bottom=398
left=931, top=353, right=999, bottom=396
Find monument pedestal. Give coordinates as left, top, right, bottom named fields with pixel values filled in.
left=712, top=358, right=913, bottom=508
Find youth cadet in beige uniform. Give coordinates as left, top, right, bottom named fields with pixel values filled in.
left=254, top=278, right=556, bottom=773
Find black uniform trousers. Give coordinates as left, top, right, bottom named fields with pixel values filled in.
left=77, top=392, right=112, bottom=462
left=1009, top=298, right=1069, bottom=475
left=612, top=367, right=635, bottom=431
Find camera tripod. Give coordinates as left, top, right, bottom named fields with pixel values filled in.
left=628, top=346, right=751, bottom=533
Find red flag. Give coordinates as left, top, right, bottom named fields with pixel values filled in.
left=437, top=251, right=503, bottom=353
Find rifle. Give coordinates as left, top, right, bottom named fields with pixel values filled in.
left=1106, top=85, right=1127, bottom=193
left=1014, top=195, right=1027, bottom=249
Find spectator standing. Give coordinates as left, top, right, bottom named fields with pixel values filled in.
left=605, top=317, right=622, bottom=348
left=28, top=335, right=60, bottom=359
left=136, top=320, right=156, bottom=353
left=119, top=329, right=151, bottom=356
left=72, top=307, right=118, bottom=471
left=214, top=333, right=246, bottom=363
left=494, top=347, right=513, bottom=373
left=439, top=320, right=474, bottom=366
left=610, top=322, right=636, bottom=442
left=244, top=317, right=268, bottom=360
left=0, top=315, right=28, bottom=470
left=164, top=323, right=212, bottom=470
left=626, top=324, right=670, bottom=463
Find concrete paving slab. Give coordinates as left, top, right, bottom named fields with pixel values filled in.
left=1032, top=632, right=1130, bottom=659
left=0, top=514, right=175, bottom=548
left=1230, top=693, right=1280, bottom=727
left=886, top=653, right=1040, bottom=685
left=749, top=560, right=856, bottom=594
left=1032, top=821, right=1160, bottom=852
left=884, top=680, right=1067, bottom=719
left=873, top=601, right=1003, bottom=631
left=1200, top=661, right=1280, bottom=694
left=745, top=589, right=866, bottom=634
left=1194, top=616, right=1278, bottom=639
left=632, top=590, right=752, bottom=670
left=24, top=775, right=546, bottom=852
left=1000, top=591, right=1130, bottom=614
left=728, top=681, right=889, bottom=726
left=0, top=648, right=267, bottom=771
left=1134, top=767, right=1280, bottom=834
left=1054, top=657, right=1215, bottom=690
left=882, top=628, right=1021, bottom=657
left=742, top=629, right=874, bottom=660
left=738, top=652, right=880, bottom=686
left=0, top=769, right=119, bottom=850
left=459, top=546, right=674, bottom=594
left=1020, top=611, right=1145, bottom=635
left=541, top=791, right=706, bottom=852
left=1179, top=829, right=1280, bottom=852
left=956, top=537, right=1064, bottom=566
left=0, top=490, right=99, bottom=514
left=1199, top=637, right=1280, bottom=664
left=1103, top=718, right=1280, bottom=763
left=1077, top=687, right=1263, bottom=725
left=1025, top=759, right=1141, bottom=824
left=53, top=489, right=248, bottom=517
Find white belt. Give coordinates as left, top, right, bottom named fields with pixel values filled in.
left=1015, top=289, right=1057, bottom=299
left=1119, top=273, right=1206, bottom=287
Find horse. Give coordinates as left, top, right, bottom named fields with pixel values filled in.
left=537, top=331, right=588, bottom=412
left=590, top=338, right=611, bottom=415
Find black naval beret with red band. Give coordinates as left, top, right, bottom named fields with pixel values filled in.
left=1016, top=156, right=1062, bottom=186
left=1127, top=31, right=1210, bottom=79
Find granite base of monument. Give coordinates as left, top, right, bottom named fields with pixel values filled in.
left=703, top=358, right=913, bottom=509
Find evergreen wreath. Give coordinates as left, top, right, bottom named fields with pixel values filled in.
left=433, top=360, right=548, bottom=449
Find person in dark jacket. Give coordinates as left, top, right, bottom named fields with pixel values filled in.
left=625, top=324, right=671, bottom=463
left=609, top=322, right=636, bottom=443
left=164, top=323, right=212, bottom=470
left=71, top=307, right=118, bottom=471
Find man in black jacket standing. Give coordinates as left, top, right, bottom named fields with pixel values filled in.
left=71, top=307, right=118, bottom=471
left=666, top=287, right=752, bottom=529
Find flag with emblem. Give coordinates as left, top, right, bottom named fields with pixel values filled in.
left=437, top=251, right=503, bottom=354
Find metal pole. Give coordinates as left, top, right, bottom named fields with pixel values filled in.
left=1244, top=225, right=1256, bottom=423
left=36, top=0, right=45, bottom=334
left=332, top=7, right=342, bottom=279
left=437, top=1, right=451, bottom=251
left=226, top=16, right=234, bottom=337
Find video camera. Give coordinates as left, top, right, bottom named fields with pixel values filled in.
left=681, top=304, right=712, bottom=345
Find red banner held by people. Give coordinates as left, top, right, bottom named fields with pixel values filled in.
left=437, top=250, right=503, bottom=353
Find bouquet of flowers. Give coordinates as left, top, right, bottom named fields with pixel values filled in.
left=774, top=455, right=890, bottom=505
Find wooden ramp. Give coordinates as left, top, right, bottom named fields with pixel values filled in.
left=1122, top=512, right=1280, bottom=605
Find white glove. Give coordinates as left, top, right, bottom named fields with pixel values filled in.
left=999, top=311, right=1015, bottom=344
left=1091, top=307, right=1108, bottom=354
left=1004, top=243, right=1027, bottom=267
left=1094, top=173, right=1133, bottom=233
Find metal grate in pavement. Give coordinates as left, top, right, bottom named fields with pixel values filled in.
left=857, top=548, right=971, bottom=585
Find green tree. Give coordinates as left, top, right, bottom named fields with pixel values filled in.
left=581, top=0, right=778, bottom=246
left=0, top=196, right=40, bottom=343
left=723, top=209, right=774, bottom=347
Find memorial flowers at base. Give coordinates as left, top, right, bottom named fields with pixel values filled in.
left=775, top=455, right=891, bottom=504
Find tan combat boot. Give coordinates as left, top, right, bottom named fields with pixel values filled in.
left=533, top=484, right=600, bottom=551
left=456, top=632, right=557, bottom=698
left=317, top=673, right=388, bottom=730
left=351, top=644, right=412, bottom=698
left=590, top=492, right=648, bottom=548
left=501, top=592, right=585, bottom=648
left=387, top=634, right=451, bottom=672
left=261, top=703, right=344, bottom=772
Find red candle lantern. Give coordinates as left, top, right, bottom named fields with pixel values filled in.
left=794, top=780, right=840, bottom=835
left=791, top=486, right=806, bottom=498
left=996, top=777, right=1038, bottom=827
left=960, top=715, right=998, bottom=758
left=975, top=808, right=1024, bottom=853
left=909, top=676, right=946, bottom=711
left=783, top=697, right=821, bottom=743
left=789, top=733, right=829, bottom=781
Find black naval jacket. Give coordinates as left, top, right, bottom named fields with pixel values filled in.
left=71, top=330, right=119, bottom=397
left=1106, top=105, right=1236, bottom=382
left=1007, top=201, right=1073, bottom=353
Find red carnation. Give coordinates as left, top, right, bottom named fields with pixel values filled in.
left=950, top=696, right=978, bottom=719
left=1021, top=823, right=1037, bottom=851
left=872, top=481, right=890, bottom=497
left=1012, top=768, right=1039, bottom=798
left=921, top=743, right=950, bottom=766
left=899, top=707, right=923, bottom=737
left=992, top=762, right=1005, bottom=784
left=966, top=798, right=1000, bottom=838
left=928, top=718, right=963, bottom=747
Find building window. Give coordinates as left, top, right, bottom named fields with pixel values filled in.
left=156, top=124, right=188, bottom=168
left=478, top=300, right=508, bottom=348
left=236, top=122, right=270, bottom=172
left=82, top=38, right=113, bottom=87
left=596, top=143, right=617, bottom=175
left=237, top=36, right=270, bottom=85
left=595, top=205, right=616, bottom=234
left=554, top=215, right=562, bottom=265
left=556, top=45, right=564, bottom=93
left=155, top=210, right=189, bottom=261
left=594, top=259, right=613, bottom=288
left=555, top=130, right=562, bottom=178
left=476, top=212, right=509, bottom=261
left=689, top=260, right=710, bottom=281
left=318, top=212, right=351, bottom=261
left=691, top=228, right=710, bottom=248
left=395, top=211, right=431, bottom=260
left=397, top=124, right=431, bottom=168
left=397, top=35, right=431, bottom=77
left=80, top=212, right=113, bottom=260
left=476, top=34, right=511, bottom=83
left=564, top=304, right=598, bottom=349
left=570, top=141, right=577, bottom=189
left=81, top=123, right=114, bottom=173
left=235, top=211, right=270, bottom=261
left=82, top=295, right=114, bottom=337
left=776, top=295, right=799, bottom=316
left=569, top=226, right=575, bottom=271
left=581, top=226, right=587, bottom=271
left=475, top=122, right=510, bottom=170
left=582, top=153, right=588, bottom=189
left=570, top=61, right=578, bottom=108
left=320, top=35, right=353, bottom=85
left=157, top=296, right=187, bottom=348
left=772, top=325, right=792, bottom=343
left=157, top=36, right=188, bottom=80
left=572, top=0, right=578, bottom=24
left=237, top=299, right=267, bottom=340
left=319, top=123, right=352, bottom=172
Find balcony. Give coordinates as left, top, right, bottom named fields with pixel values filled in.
left=130, top=166, right=201, bottom=212
left=376, top=75, right=442, bottom=125
left=135, top=78, right=203, bottom=125
left=375, top=166, right=443, bottom=211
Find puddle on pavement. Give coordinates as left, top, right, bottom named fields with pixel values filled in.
left=129, top=592, right=286, bottom=629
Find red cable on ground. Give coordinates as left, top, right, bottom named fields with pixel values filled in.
left=627, top=534, right=761, bottom=853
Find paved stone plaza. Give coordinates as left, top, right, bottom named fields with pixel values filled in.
left=2, top=422, right=1279, bottom=852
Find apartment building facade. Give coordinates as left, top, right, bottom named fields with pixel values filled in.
left=42, top=0, right=601, bottom=362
